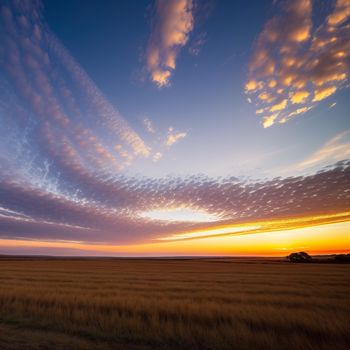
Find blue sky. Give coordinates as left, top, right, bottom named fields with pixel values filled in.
left=39, top=0, right=349, bottom=176
left=0, top=0, right=349, bottom=254
left=40, top=0, right=350, bottom=179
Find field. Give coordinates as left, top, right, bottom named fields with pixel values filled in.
left=0, top=257, right=349, bottom=350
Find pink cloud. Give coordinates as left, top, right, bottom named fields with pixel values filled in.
left=146, top=0, right=194, bottom=87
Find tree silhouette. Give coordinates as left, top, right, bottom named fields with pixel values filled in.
left=287, top=252, right=312, bottom=263
left=334, top=254, right=350, bottom=263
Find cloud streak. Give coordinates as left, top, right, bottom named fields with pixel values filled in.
left=246, top=0, right=350, bottom=127
left=146, top=0, right=194, bottom=87
left=166, top=127, right=187, bottom=146
left=297, top=131, right=350, bottom=169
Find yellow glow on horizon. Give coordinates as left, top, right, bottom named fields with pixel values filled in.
left=1, top=213, right=349, bottom=257
left=158, top=225, right=262, bottom=241
left=156, top=211, right=350, bottom=242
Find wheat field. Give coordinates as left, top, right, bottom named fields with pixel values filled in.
left=0, top=257, right=349, bottom=350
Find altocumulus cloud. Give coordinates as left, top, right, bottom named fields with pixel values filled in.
left=0, top=0, right=151, bottom=176
left=1, top=161, right=350, bottom=244
left=246, top=0, right=350, bottom=128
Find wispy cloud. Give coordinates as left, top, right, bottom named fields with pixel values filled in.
left=246, top=0, right=350, bottom=127
left=188, top=31, right=206, bottom=56
left=297, top=131, right=350, bottom=169
left=152, top=152, right=163, bottom=162
left=142, top=117, right=156, bottom=134
left=166, top=127, right=187, bottom=146
left=275, top=131, right=350, bottom=175
left=146, top=0, right=194, bottom=87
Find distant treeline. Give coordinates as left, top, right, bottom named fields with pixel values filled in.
left=287, top=252, right=350, bottom=263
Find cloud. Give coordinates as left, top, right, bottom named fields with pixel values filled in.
left=152, top=152, right=163, bottom=162
left=146, top=0, right=194, bottom=87
left=0, top=0, right=151, bottom=183
left=166, top=127, right=187, bottom=146
left=297, top=131, right=350, bottom=169
left=246, top=0, right=350, bottom=127
left=188, top=31, right=206, bottom=56
left=1, top=160, right=350, bottom=244
left=279, top=106, right=313, bottom=124
left=142, top=117, right=156, bottom=134
left=270, top=99, right=288, bottom=112
left=263, top=114, right=278, bottom=128
left=312, top=86, right=337, bottom=102
left=328, top=0, right=350, bottom=26
left=290, top=91, right=309, bottom=104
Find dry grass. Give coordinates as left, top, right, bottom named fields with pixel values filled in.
left=0, top=257, right=349, bottom=350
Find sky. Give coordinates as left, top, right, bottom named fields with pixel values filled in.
left=0, top=0, right=349, bottom=256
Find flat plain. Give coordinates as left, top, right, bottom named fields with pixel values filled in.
left=0, top=257, right=349, bottom=350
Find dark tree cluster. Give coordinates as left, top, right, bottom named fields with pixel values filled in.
left=334, top=254, right=350, bottom=263
left=287, top=252, right=312, bottom=263
left=287, top=252, right=350, bottom=263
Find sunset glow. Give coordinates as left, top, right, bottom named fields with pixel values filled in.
left=141, top=208, right=220, bottom=223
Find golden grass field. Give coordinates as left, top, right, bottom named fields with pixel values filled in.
left=0, top=257, right=349, bottom=350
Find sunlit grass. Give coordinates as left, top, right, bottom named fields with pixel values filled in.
left=0, top=258, right=349, bottom=350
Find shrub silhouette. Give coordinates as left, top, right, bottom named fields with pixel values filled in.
left=334, top=254, right=350, bottom=263
left=287, top=252, right=312, bottom=263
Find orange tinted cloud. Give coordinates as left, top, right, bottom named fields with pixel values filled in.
left=245, top=79, right=264, bottom=92
left=270, top=99, right=288, bottom=112
left=312, top=86, right=337, bottom=102
left=290, top=90, right=309, bottom=104
left=166, top=127, right=187, bottom=146
left=246, top=0, right=350, bottom=127
left=263, top=114, right=278, bottom=128
left=281, top=106, right=313, bottom=123
left=286, top=0, right=312, bottom=42
left=258, top=91, right=275, bottom=102
left=146, top=0, right=194, bottom=87
left=328, top=0, right=350, bottom=26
